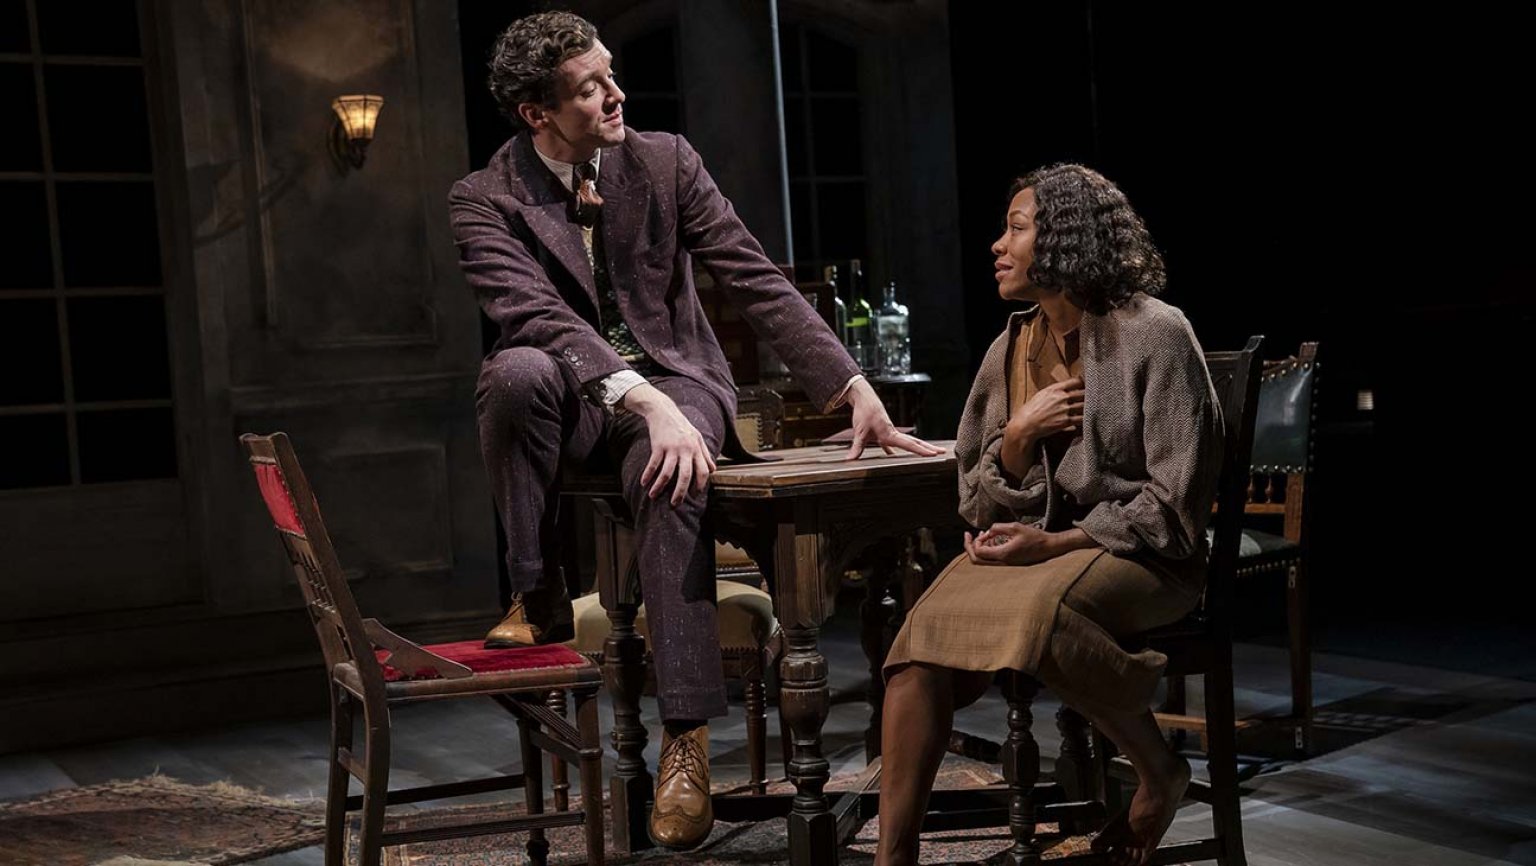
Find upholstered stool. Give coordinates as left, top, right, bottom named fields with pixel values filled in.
left=567, top=578, right=786, bottom=794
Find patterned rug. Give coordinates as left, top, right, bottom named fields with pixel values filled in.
left=0, top=775, right=324, bottom=866
left=373, top=758, right=1094, bottom=865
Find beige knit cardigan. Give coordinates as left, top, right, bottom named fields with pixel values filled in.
left=954, top=293, right=1223, bottom=564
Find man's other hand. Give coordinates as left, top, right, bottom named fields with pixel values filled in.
left=624, top=383, right=717, bottom=507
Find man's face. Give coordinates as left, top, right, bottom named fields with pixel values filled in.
left=524, top=40, right=625, bottom=161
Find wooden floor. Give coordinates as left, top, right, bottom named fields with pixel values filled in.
left=3, top=608, right=1532, bottom=866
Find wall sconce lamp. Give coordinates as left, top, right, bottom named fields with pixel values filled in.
left=330, top=94, right=384, bottom=169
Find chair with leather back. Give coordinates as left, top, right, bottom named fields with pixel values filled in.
left=1159, top=341, right=1319, bottom=754
left=241, top=432, right=607, bottom=866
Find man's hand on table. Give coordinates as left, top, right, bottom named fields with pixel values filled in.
left=842, top=377, right=945, bottom=461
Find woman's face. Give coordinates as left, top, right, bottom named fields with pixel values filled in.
left=991, top=187, right=1039, bottom=301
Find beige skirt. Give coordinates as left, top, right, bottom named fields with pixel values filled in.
left=884, top=548, right=1202, bottom=716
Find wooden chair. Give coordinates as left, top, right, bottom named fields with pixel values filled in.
left=1161, top=341, right=1319, bottom=754
left=241, top=432, right=607, bottom=866
left=936, top=336, right=1264, bottom=866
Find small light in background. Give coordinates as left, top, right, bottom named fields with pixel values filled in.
left=1356, top=388, right=1375, bottom=412
left=330, top=94, right=384, bottom=170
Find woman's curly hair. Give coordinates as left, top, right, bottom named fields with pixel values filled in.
left=1011, top=164, right=1165, bottom=314
left=486, top=11, right=597, bottom=130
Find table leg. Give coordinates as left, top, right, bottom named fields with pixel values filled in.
left=781, top=624, right=837, bottom=865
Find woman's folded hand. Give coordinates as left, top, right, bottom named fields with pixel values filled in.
left=964, top=521, right=1053, bottom=566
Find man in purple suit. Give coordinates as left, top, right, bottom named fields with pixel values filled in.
left=449, top=11, right=940, bottom=849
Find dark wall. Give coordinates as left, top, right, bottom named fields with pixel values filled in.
left=950, top=2, right=1534, bottom=628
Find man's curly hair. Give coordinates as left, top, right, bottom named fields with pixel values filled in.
left=487, top=11, right=598, bottom=130
left=1012, top=164, right=1165, bottom=314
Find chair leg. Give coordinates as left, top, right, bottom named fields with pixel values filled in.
left=575, top=687, right=607, bottom=866
left=1286, top=561, right=1313, bottom=755
left=767, top=632, right=793, bottom=780
left=1054, top=705, right=1095, bottom=834
left=1002, top=672, right=1042, bottom=865
left=1162, top=675, right=1190, bottom=750
left=546, top=689, right=571, bottom=812
left=1204, top=644, right=1249, bottom=866
left=861, top=558, right=898, bottom=762
left=357, top=698, right=391, bottom=866
left=519, top=705, right=550, bottom=866
left=745, top=656, right=768, bottom=795
left=1091, top=728, right=1124, bottom=817
left=323, top=686, right=354, bottom=866
left=604, top=599, right=652, bottom=853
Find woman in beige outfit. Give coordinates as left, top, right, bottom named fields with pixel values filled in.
left=875, top=164, right=1223, bottom=866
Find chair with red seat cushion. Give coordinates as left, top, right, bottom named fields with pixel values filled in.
left=241, top=432, right=606, bottom=866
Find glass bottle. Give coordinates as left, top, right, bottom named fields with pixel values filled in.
left=846, top=259, right=876, bottom=371
left=876, top=280, right=911, bottom=376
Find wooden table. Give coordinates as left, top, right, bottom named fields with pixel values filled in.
left=588, top=443, right=962, bottom=864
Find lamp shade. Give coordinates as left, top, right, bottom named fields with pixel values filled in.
left=331, top=94, right=384, bottom=141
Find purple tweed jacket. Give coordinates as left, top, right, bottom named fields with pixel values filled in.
left=449, top=129, right=859, bottom=423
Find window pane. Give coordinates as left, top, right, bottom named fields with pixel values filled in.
left=779, top=25, right=803, bottom=92
left=77, top=406, right=177, bottom=483
left=0, top=414, right=70, bottom=489
left=621, top=96, right=679, bottom=135
left=37, top=0, right=141, bottom=57
left=784, top=95, right=807, bottom=178
left=790, top=179, right=814, bottom=262
left=0, top=1, right=29, bottom=53
left=0, top=64, right=42, bottom=170
left=56, top=181, right=161, bottom=286
left=620, top=27, right=676, bottom=92
left=0, top=298, right=64, bottom=405
left=0, top=182, right=54, bottom=290
left=817, top=181, right=866, bottom=259
left=45, top=64, right=153, bottom=172
left=805, top=29, right=857, bottom=91
left=810, top=96, right=863, bottom=176
left=68, top=295, right=170, bottom=402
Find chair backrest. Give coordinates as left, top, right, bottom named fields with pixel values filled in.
left=240, top=432, right=387, bottom=691
left=734, top=385, right=786, bottom=452
left=1200, top=336, right=1265, bottom=630
left=1246, top=341, right=1319, bottom=544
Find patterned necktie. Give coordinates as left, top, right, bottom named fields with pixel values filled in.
left=573, top=161, right=602, bottom=227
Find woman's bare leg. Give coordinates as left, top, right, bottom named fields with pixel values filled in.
left=876, top=664, right=993, bottom=866
left=1079, top=704, right=1190, bottom=866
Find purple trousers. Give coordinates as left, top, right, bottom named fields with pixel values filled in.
left=476, top=347, right=728, bottom=721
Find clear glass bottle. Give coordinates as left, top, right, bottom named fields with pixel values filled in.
left=846, top=259, right=876, bottom=371
left=876, top=280, right=911, bottom=376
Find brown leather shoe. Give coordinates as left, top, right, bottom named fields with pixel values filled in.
left=483, top=581, right=574, bottom=648
left=649, top=724, right=713, bottom=850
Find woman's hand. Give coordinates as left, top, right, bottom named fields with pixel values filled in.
left=964, top=522, right=1054, bottom=566
left=964, top=524, right=1099, bottom=566
left=1008, top=376, right=1084, bottom=441
left=1000, top=377, right=1083, bottom=480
